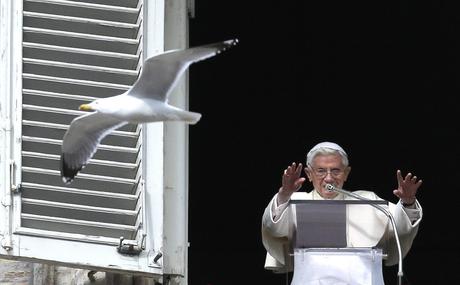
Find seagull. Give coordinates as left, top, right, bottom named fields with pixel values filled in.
left=60, top=38, right=238, bottom=184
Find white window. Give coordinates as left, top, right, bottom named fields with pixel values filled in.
left=1, top=0, right=190, bottom=282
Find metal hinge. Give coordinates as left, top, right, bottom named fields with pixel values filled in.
left=116, top=233, right=146, bottom=255
left=1, top=236, right=12, bottom=251
left=10, top=160, right=20, bottom=193
left=148, top=249, right=163, bottom=268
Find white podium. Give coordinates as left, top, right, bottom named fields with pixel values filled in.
left=291, top=248, right=384, bottom=285
left=289, top=199, right=389, bottom=285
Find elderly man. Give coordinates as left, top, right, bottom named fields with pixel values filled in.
left=261, top=142, right=423, bottom=283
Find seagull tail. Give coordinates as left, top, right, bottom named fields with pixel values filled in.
left=183, top=111, right=202, bottom=125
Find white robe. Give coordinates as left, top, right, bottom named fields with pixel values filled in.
left=262, top=190, right=423, bottom=273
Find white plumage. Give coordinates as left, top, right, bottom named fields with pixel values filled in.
left=61, top=39, right=238, bottom=184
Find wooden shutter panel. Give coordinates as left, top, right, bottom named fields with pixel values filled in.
left=2, top=0, right=192, bottom=280
left=19, top=0, right=145, bottom=246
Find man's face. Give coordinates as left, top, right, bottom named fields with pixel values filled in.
left=305, top=154, right=350, bottom=199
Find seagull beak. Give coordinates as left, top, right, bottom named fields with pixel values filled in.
left=79, top=104, right=93, bottom=111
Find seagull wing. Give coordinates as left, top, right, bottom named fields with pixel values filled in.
left=61, top=112, right=127, bottom=184
left=128, top=38, right=238, bottom=102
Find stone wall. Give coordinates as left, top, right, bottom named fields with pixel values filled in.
left=0, top=260, right=157, bottom=285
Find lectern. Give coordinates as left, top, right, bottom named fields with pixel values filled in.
left=288, top=199, right=389, bottom=285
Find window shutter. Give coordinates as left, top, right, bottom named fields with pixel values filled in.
left=21, top=0, right=144, bottom=245
left=0, top=0, right=190, bottom=281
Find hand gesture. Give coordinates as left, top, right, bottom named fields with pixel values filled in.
left=393, top=170, right=422, bottom=205
left=278, top=162, right=306, bottom=204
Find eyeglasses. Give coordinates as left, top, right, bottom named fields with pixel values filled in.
left=310, top=167, right=345, bottom=178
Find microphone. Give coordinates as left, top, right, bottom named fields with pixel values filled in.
left=325, top=184, right=404, bottom=285
left=325, top=183, right=335, bottom=192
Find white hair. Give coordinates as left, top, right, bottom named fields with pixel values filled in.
left=306, top=141, right=349, bottom=167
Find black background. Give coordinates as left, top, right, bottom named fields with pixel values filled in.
left=187, top=1, right=460, bottom=284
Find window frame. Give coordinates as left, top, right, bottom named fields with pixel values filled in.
left=0, top=0, right=190, bottom=281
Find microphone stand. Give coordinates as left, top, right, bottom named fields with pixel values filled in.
left=325, top=184, right=403, bottom=285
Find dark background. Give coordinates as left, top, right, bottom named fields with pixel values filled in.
left=187, top=1, right=460, bottom=284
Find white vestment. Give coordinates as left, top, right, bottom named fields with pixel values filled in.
left=262, top=190, right=422, bottom=274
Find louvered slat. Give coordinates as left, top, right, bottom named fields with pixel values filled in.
left=22, top=151, right=139, bottom=179
left=21, top=182, right=140, bottom=209
left=23, top=58, right=139, bottom=85
left=22, top=167, right=141, bottom=195
left=22, top=198, right=140, bottom=225
left=21, top=0, right=145, bottom=245
left=23, top=11, right=140, bottom=38
left=24, top=0, right=142, bottom=23
left=21, top=213, right=138, bottom=239
left=23, top=42, right=140, bottom=69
